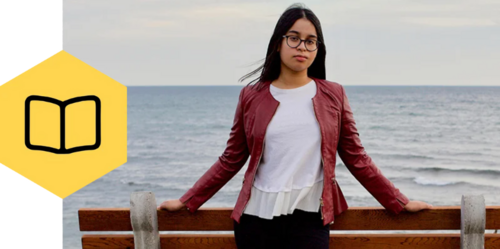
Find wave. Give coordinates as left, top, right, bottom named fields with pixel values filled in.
left=413, top=176, right=464, bottom=186
left=119, top=179, right=244, bottom=193
left=120, top=179, right=157, bottom=188
left=392, top=175, right=500, bottom=188
left=119, top=179, right=198, bottom=192
left=371, top=153, right=435, bottom=160
left=416, top=167, right=500, bottom=176
left=368, top=125, right=395, bottom=131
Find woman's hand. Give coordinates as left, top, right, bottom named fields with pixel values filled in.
left=402, top=200, right=433, bottom=212
left=157, top=199, right=187, bottom=212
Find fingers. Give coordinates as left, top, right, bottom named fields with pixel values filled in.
left=157, top=200, right=185, bottom=212
left=421, top=201, right=433, bottom=209
left=157, top=201, right=169, bottom=210
left=419, top=202, right=432, bottom=211
left=407, top=201, right=433, bottom=212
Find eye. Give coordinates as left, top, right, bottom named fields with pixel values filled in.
left=306, top=40, right=317, bottom=45
left=289, top=36, right=300, bottom=42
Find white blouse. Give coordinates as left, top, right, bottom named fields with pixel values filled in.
left=242, top=80, right=324, bottom=219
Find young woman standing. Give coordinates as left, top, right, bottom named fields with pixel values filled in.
left=159, top=3, right=432, bottom=249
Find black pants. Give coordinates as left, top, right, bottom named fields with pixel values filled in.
left=233, top=208, right=330, bottom=249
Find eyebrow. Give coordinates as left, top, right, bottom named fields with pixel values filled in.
left=287, top=30, right=317, bottom=38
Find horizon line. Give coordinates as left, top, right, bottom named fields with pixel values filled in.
left=126, top=84, right=500, bottom=87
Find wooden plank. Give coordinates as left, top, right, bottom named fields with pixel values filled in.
left=487, top=206, right=500, bottom=229
left=82, top=234, right=500, bottom=249
left=79, top=208, right=132, bottom=231
left=79, top=206, right=500, bottom=231
left=82, top=234, right=133, bottom=249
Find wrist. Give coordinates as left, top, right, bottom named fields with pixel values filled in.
left=397, top=199, right=407, bottom=209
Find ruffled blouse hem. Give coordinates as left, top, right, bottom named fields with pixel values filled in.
left=242, top=179, right=323, bottom=220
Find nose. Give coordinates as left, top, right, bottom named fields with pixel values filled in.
left=297, top=40, right=307, bottom=51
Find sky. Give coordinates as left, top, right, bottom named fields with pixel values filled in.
left=64, top=0, right=500, bottom=86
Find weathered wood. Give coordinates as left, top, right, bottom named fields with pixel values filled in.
left=79, top=206, right=500, bottom=231
left=79, top=208, right=132, bottom=231
left=130, top=192, right=160, bottom=249
left=81, top=234, right=500, bottom=249
left=461, top=195, right=486, bottom=249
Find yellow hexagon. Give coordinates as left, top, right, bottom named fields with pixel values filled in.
left=0, top=50, right=127, bottom=198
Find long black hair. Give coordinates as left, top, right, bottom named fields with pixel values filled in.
left=239, top=3, right=326, bottom=91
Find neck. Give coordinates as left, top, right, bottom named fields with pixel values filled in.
left=273, top=64, right=311, bottom=89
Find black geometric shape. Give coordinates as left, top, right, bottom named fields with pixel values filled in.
left=25, top=95, right=101, bottom=154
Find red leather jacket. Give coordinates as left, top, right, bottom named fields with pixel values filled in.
left=179, top=77, right=410, bottom=226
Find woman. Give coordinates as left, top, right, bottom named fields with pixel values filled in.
left=159, top=3, right=432, bottom=248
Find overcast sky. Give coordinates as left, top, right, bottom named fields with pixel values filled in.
left=64, top=0, right=500, bottom=86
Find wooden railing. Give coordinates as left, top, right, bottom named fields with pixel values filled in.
left=78, top=192, right=500, bottom=249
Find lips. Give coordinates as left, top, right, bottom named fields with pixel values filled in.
left=294, top=55, right=307, bottom=62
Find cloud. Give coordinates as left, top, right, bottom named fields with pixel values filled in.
left=65, top=1, right=283, bottom=40
left=141, top=20, right=175, bottom=28
left=403, top=17, right=498, bottom=27
left=64, top=0, right=500, bottom=86
left=65, top=0, right=500, bottom=39
left=312, top=0, right=500, bottom=28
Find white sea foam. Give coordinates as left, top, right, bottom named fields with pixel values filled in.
left=413, top=176, right=459, bottom=186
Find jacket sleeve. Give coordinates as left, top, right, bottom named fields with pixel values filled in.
left=178, top=86, right=250, bottom=213
left=337, top=85, right=410, bottom=214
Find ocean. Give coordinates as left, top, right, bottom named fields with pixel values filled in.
left=63, top=85, right=500, bottom=248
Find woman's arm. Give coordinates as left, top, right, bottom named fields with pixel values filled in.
left=337, top=84, right=411, bottom=214
left=172, top=86, right=250, bottom=213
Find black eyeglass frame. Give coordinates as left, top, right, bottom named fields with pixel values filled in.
left=282, top=35, right=321, bottom=52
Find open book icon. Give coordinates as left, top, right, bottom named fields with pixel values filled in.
left=25, top=95, right=101, bottom=154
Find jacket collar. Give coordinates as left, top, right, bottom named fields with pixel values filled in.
left=260, top=76, right=325, bottom=104
left=252, top=77, right=328, bottom=143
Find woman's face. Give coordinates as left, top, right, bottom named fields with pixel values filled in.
left=278, top=18, right=318, bottom=74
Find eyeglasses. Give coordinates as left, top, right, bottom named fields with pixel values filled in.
left=282, top=35, right=320, bottom=52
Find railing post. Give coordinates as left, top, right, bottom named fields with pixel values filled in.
left=130, top=192, right=161, bottom=249
left=461, top=195, right=485, bottom=249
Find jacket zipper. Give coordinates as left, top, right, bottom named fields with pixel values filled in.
left=312, top=98, right=325, bottom=221
left=241, top=139, right=265, bottom=215
left=319, top=158, right=325, bottom=220
left=241, top=102, right=280, bottom=216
